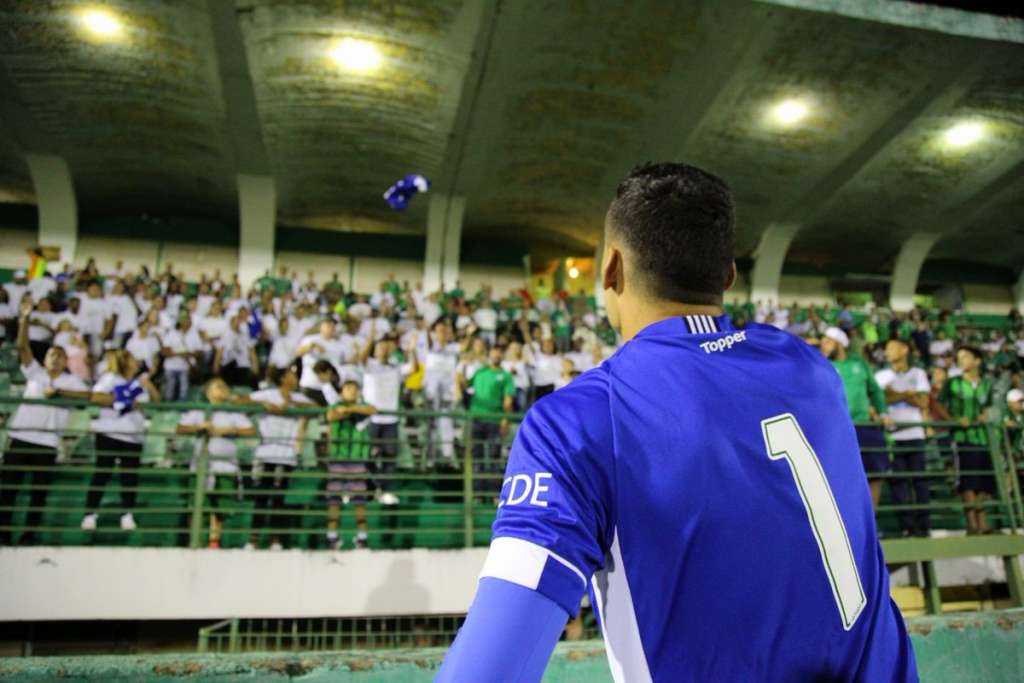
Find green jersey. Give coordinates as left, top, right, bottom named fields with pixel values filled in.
left=940, top=376, right=992, bottom=446
left=469, top=365, right=515, bottom=422
left=831, top=356, right=887, bottom=423
left=327, top=403, right=372, bottom=461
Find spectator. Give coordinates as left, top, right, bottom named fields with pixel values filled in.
left=0, top=303, right=91, bottom=545
left=361, top=333, right=418, bottom=506
left=161, top=317, right=195, bottom=401
left=324, top=380, right=377, bottom=549
left=246, top=364, right=312, bottom=550
left=819, top=327, right=891, bottom=509
left=458, top=344, right=515, bottom=498
left=875, top=339, right=932, bottom=537
left=420, top=320, right=462, bottom=461
left=941, top=346, right=995, bottom=535
left=81, top=350, right=160, bottom=533
left=176, top=378, right=257, bottom=548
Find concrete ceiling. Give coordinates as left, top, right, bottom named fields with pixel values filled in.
left=0, top=0, right=1021, bottom=271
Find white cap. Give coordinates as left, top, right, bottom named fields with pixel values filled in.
left=1008, top=389, right=1024, bottom=404
left=824, top=327, right=849, bottom=349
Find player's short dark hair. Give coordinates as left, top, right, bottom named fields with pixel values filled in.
left=608, top=162, right=735, bottom=305
left=957, top=345, right=983, bottom=360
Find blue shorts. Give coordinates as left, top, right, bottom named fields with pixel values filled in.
left=856, top=425, right=890, bottom=475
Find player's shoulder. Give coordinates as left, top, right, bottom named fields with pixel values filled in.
left=524, top=365, right=611, bottom=455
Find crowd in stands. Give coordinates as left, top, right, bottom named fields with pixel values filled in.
left=0, top=261, right=1022, bottom=548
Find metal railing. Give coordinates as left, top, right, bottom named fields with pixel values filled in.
left=195, top=611, right=601, bottom=654
left=0, top=396, right=521, bottom=550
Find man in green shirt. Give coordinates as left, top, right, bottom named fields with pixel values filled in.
left=458, top=345, right=516, bottom=497
left=940, top=346, right=994, bottom=534
left=820, top=327, right=892, bottom=508
left=324, top=381, right=377, bottom=549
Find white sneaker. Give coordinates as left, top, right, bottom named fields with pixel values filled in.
left=80, top=513, right=98, bottom=531
left=243, top=542, right=256, bottom=550
left=378, top=491, right=400, bottom=506
left=269, top=541, right=283, bottom=551
left=120, top=513, right=137, bottom=531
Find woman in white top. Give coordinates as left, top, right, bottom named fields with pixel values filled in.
left=176, top=378, right=257, bottom=549
left=108, top=280, right=139, bottom=349
left=161, top=316, right=196, bottom=402
left=0, top=304, right=91, bottom=545
left=125, top=320, right=163, bottom=374
left=245, top=363, right=312, bottom=550
left=26, top=297, right=56, bottom=365
left=81, top=350, right=159, bottom=533
left=529, top=338, right=562, bottom=401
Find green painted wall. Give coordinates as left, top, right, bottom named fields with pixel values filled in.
left=0, top=609, right=1021, bottom=682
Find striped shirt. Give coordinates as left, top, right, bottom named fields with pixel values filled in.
left=940, top=376, right=992, bottom=445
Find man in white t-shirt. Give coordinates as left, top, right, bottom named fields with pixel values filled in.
left=246, top=365, right=313, bottom=550
left=361, top=335, right=418, bottom=505
left=27, top=272, right=56, bottom=303
left=295, top=317, right=354, bottom=391
left=77, top=281, right=113, bottom=358
left=472, top=302, right=498, bottom=346
left=0, top=307, right=91, bottom=545
left=875, top=338, right=932, bottom=537
left=3, top=271, right=28, bottom=312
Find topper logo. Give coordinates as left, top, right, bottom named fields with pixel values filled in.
left=497, top=472, right=553, bottom=508
left=700, top=330, right=747, bottom=354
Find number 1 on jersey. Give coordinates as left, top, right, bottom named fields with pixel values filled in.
left=762, top=413, right=866, bottom=630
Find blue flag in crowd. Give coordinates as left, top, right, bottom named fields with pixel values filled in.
left=384, top=174, right=430, bottom=210
left=247, top=308, right=262, bottom=340
left=112, top=378, right=145, bottom=416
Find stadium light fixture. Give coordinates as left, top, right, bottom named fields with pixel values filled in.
left=331, top=38, right=382, bottom=73
left=770, top=99, right=809, bottom=127
left=568, top=266, right=580, bottom=279
left=943, top=121, right=986, bottom=149
left=76, top=7, right=122, bottom=40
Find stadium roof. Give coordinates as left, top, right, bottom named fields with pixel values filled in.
left=0, top=0, right=1022, bottom=273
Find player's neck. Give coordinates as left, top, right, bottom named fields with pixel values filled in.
left=620, top=298, right=723, bottom=342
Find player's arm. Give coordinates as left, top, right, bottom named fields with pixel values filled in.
left=435, top=578, right=568, bottom=683
left=437, top=400, right=610, bottom=682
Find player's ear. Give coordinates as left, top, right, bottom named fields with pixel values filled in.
left=602, top=246, right=624, bottom=294
left=723, top=261, right=737, bottom=292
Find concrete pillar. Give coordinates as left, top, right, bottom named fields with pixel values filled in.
left=237, top=174, right=276, bottom=288
left=889, top=232, right=941, bottom=312
left=749, top=224, right=799, bottom=306
left=1013, top=268, right=1024, bottom=315
left=423, top=194, right=464, bottom=293
left=25, top=154, right=77, bottom=265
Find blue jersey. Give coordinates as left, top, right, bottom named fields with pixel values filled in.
left=483, top=314, right=917, bottom=682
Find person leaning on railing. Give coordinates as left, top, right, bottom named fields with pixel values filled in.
left=324, top=380, right=377, bottom=550
left=0, top=301, right=92, bottom=546
left=176, top=378, right=257, bottom=549
left=81, top=349, right=160, bottom=533
left=242, top=362, right=311, bottom=550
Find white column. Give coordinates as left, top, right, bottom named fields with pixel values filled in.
left=889, top=232, right=940, bottom=312
left=237, top=174, right=276, bottom=288
left=441, top=196, right=465, bottom=289
left=749, top=224, right=799, bottom=306
left=423, top=194, right=464, bottom=293
left=25, top=154, right=77, bottom=264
